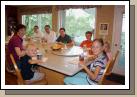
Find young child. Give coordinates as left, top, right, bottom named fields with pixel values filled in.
left=80, top=31, right=93, bottom=48
left=104, top=41, right=113, bottom=61
left=19, top=43, right=45, bottom=81
left=64, top=38, right=107, bottom=85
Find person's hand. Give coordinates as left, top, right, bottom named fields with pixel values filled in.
left=78, top=61, right=86, bottom=69
left=87, top=54, right=97, bottom=60
left=22, top=50, right=26, bottom=56
left=87, top=48, right=93, bottom=55
left=37, top=60, right=44, bottom=65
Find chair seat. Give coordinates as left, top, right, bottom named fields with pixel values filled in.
left=9, top=54, right=48, bottom=85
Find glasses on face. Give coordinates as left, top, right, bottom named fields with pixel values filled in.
left=91, top=46, right=101, bottom=49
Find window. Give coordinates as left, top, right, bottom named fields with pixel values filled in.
left=22, top=14, right=52, bottom=36
left=118, top=13, right=125, bottom=68
left=58, top=8, right=96, bottom=45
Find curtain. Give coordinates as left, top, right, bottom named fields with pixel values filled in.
left=17, top=5, right=52, bottom=15
left=56, top=5, right=101, bottom=10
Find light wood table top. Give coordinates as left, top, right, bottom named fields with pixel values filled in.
left=36, top=43, right=92, bottom=76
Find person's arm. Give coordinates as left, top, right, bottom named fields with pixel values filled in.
left=66, top=35, right=74, bottom=46
left=79, top=61, right=101, bottom=80
left=28, top=59, right=43, bottom=65
left=56, top=36, right=60, bottom=42
left=67, top=40, right=74, bottom=47
left=15, top=47, right=26, bottom=57
left=52, top=31, right=57, bottom=42
left=80, top=41, right=84, bottom=47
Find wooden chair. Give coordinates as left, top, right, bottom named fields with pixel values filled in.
left=64, top=50, right=120, bottom=85
left=99, top=50, right=120, bottom=85
left=5, top=45, right=16, bottom=74
left=10, top=54, right=48, bottom=85
left=105, top=50, right=120, bottom=76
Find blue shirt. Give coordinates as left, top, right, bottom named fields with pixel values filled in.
left=20, top=55, right=37, bottom=80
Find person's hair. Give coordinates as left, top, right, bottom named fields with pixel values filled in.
left=59, top=28, right=65, bottom=32
left=104, top=41, right=110, bottom=49
left=44, top=25, right=50, bottom=28
left=15, top=24, right=26, bottom=34
left=93, top=38, right=109, bottom=60
left=34, top=25, right=39, bottom=29
left=85, top=31, right=93, bottom=35
left=104, top=41, right=111, bottom=61
left=25, top=43, right=36, bottom=50
left=93, top=38, right=104, bottom=46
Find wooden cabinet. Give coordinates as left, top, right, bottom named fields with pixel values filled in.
left=5, top=6, right=18, bottom=36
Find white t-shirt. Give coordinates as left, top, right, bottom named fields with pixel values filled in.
left=43, top=30, right=56, bottom=43
left=33, top=32, right=42, bottom=38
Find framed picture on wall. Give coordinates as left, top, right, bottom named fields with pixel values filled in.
left=99, top=23, right=109, bottom=35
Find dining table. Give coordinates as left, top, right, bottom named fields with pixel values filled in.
left=6, top=38, right=94, bottom=85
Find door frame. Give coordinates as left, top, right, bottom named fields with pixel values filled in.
left=111, top=5, right=125, bottom=75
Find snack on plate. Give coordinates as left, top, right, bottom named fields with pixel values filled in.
left=51, top=43, right=62, bottom=50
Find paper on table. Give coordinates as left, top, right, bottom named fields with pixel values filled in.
left=68, top=58, right=79, bottom=65
left=42, top=57, right=48, bottom=63
left=68, top=57, right=89, bottom=65
left=31, top=57, right=48, bottom=63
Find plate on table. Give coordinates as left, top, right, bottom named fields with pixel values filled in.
left=51, top=43, right=63, bottom=51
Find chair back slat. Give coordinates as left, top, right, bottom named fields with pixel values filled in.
left=99, top=50, right=119, bottom=84
left=10, top=54, right=24, bottom=85
left=106, top=50, right=119, bottom=75
left=5, top=46, right=15, bottom=73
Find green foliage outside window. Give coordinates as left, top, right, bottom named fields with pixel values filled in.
left=22, top=14, right=52, bottom=37
left=64, top=8, right=96, bottom=45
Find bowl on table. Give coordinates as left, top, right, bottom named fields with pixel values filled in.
left=51, top=43, right=63, bottom=51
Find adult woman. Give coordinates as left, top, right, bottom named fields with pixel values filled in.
left=7, top=24, right=26, bottom=69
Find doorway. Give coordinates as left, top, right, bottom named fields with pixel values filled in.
left=112, top=5, right=125, bottom=76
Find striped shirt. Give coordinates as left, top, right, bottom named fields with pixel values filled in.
left=87, top=53, right=107, bottom=84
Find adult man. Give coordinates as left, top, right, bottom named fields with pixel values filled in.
left=56, top=28, right=73, bottom=46
left=33, top=25, right=42, bottom=38
left=43, top=25, right=56, bottom=43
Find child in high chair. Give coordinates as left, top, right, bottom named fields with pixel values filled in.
left=64, top=38, right=107, bottom=85
left=19, top=43, right=45, bottom=81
